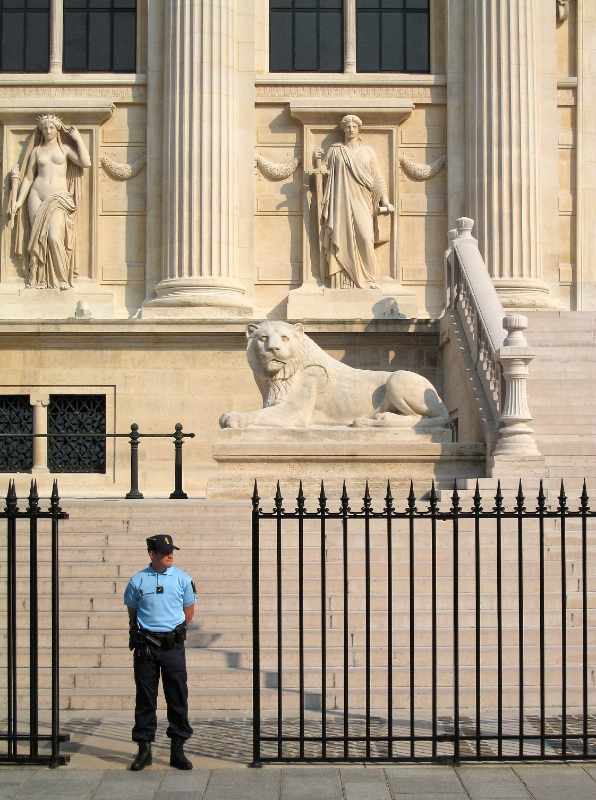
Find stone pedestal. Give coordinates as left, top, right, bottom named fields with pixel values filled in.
left=0, top=280, right=115, bottom=320
left=208, top=428, right=485, bottom=500
left=287, top=284, right=418, bottom=321
left=144, top=0, right=252, bottom=318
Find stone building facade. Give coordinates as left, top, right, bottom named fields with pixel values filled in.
left=0, top=1, right=592, bottom=498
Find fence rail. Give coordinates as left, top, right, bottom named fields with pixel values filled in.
left=0, top=423, right=195, bottom=499
left=0, top=480, right=69, bottom=767
left=251, top=479, right=596, bottom=765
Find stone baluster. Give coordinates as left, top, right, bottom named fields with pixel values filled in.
left=145, top=0, right=251, bottom=318
left=30, top=396, right=49, bottom=475
left=465, top=0, right=551, bottom=309
left=488, top=314, right=546, bottom=476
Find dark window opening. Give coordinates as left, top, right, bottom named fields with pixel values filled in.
left=270, top=0, right=343, bottom=73
left=63, top=0, right=136, bottom=73
left=48, top=394, right=106, bottom=474
left=0, top=395, right=33, bottom=472
left=0, top=0, right=50, bottom=73
left=356, top=0, right=429, bottom=73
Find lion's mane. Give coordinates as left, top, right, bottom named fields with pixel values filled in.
left=247, top=322, right=341, bottom=407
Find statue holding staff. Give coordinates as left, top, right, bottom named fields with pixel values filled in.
left=9, top=114, right=91, bottom=290
left=314, top=115, right=394, bottom=290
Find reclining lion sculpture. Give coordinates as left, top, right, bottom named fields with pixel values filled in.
left=219, top=321, right=449, bottom=431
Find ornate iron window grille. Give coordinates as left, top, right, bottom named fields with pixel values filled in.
left=48, top=394, right=106, bottom=474
left=0, top=395, right=33, bottom=473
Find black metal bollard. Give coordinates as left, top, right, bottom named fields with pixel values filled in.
left=169, top=423, right=188, bottom=499
left=125, top=423, right=144, bottom=500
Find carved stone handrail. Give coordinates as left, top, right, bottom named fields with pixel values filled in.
left=446, top=217, right=545, bottom=475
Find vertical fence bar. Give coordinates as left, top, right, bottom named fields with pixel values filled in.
left=275, top=482, right=283, bottom=760
left=386, top=482, right=394, bottom=760
left=408, top=482, right=416, bottom=759
left=297, top=482, right=305, bottom=760
left=28, top=481, right=40, bottom=760
left=538, top=481, right=546, bottom=758
left=251, top=482, right=262, bottom=768
left=6, top=481, right=18, bottom=759
left=125, top=424, right=143, bottom=500
left=169, top=423, right=188, bottom=499
left=452, top=484, right=460, bottom=764
left=341, top=482, right=350, bottom=759
left=495, top=482, right=503, bottom=759
left=581, top=481, right=589, bottom=756
left=473, top=482, right=482, bottom=758
left=516, top=482, right=525, bottom=758
left=319, top=482, right=328, bottom=759
left=559, top=482, right=568, bottom=758
left=363, top=483, right=372, bottom=760
left=429, top=482, right=438, bottom=759
left=49, top=480, right=61, bottom=769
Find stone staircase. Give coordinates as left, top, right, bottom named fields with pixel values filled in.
left=1, top=496, right=592, bottom=716
left=525, top=311, right=596, bottom=486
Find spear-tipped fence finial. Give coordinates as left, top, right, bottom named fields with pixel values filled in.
left=580, top=479, right=590, bottom=512
left=27, top=479, right=40, bottom=515
left=50, top=479, right=62, bottom=513
left=5, top=479, right=18, bottom=514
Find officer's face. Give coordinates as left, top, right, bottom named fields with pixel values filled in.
left=149, top=549, right=174, bottom=572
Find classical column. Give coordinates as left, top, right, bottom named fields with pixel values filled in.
left=146, top=0, right=251, bottom=317
left=49, top=0, right=63, bottom=74
left=466, top=0, right=552, bottom=309
left=344, top=0, right=356, bottom=73
left=30, top=396, right=49, bottom=475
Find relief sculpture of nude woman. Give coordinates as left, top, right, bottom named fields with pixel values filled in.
left=9, top=114, right=91, bottom=289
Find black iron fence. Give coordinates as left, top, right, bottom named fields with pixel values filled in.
left=251, top=480, right=596, bottom=765
left=0, top=423, right=195, bottom=499
left=1, top=480, right=69, bottom=767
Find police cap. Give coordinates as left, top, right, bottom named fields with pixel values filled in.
left=146, top=534, right=180, bottom=554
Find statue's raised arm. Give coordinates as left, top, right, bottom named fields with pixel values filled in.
left=9, top=114, right=91, bottom=290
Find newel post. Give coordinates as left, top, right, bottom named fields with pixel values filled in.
left=488, top=314, right=547, bottom=477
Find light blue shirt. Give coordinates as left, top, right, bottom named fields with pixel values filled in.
left=124, top=565, right=196, bottom=633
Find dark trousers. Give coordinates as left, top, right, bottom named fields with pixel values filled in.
left=132, top=641, right=193, bottom=742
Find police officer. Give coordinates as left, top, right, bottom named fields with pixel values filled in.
left=124, top=534, right=196, bottom=771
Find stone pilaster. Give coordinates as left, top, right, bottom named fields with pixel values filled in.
left=466, top=0, right=552, bottom=309
left=30, top=395, right=49, bottom=475
left=145, top=0, right=251, bottom=317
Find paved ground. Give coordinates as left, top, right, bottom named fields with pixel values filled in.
left=2, top=764, right=596, bottom=800
left=1, top=714, right=596, bottom=799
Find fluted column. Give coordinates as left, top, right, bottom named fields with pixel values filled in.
left=146, top=0, right=251, bottom=317
left=466, top=0, right=551, bottom=309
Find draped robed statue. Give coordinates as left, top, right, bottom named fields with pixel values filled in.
left=315, top=115, right=394, bottom=290
left=9, top=114, right=91, bottom=290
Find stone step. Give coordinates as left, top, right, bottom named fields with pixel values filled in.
left=13, top=685, right=586, bottom=713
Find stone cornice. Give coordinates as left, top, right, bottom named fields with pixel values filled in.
left=0, top=318, right=440, bottom=348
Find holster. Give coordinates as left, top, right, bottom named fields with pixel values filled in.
left=175, top=622, right=187, bottom=643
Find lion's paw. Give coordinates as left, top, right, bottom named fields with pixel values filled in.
left=219, top=412, right=243, bottom=429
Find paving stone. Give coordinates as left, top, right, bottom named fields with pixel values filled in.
left=456, top=766, right=530, bottom=799
left=155, top=769, right=211, bottom=800
left=341, top=768, right=392, bottom=800
left=13, top=769, right=105, bottom=800
left=282, top=767, right=343, bottom=800
left=385, top=767, right=466, bottom=795
left=204, top=768, right=280, bottom=800
left=513, top=766, right=596, bottom=800
left=0, top=770, right=35, bottom=800
left=92, top=769, right=164, bottom=800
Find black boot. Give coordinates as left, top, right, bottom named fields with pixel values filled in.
left=131, top=741, right=152, bottom=771
left=170, top=736, right=193, bottom=770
